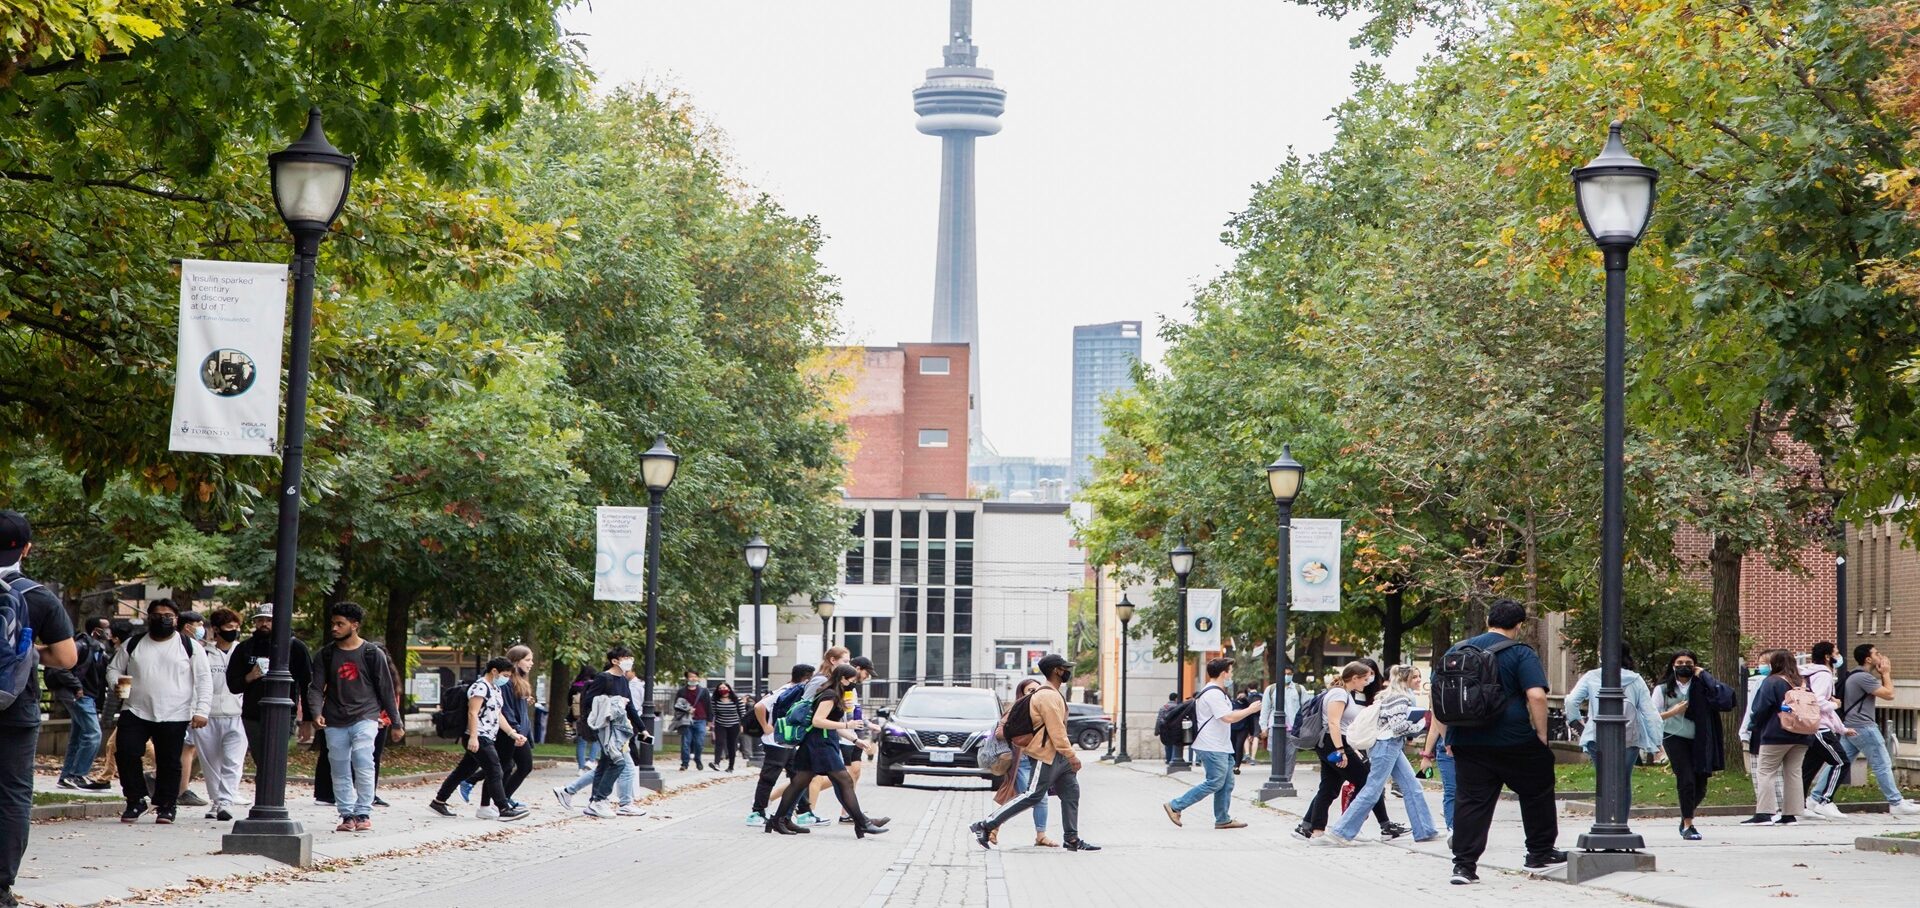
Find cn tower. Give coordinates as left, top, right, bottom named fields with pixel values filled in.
left=914, top=0, right=1005, bottom=457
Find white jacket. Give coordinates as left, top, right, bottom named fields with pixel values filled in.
left=202, top=642, right=244, bottom=718
left=108, top=633, right=212, bottom=723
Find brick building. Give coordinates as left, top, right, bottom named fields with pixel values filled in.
left=1848, top=511, right=1919, bottom=747
left=835, top=343, right=971, bottom=499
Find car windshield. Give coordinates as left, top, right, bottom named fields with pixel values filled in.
left=897, top=689, right=999, bottom=721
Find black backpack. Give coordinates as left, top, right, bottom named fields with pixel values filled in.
left=1432, top=637, right=1523, bottom=728
left=124, top=630, right=195, bottom=658
left=1158, top=685, right=1226, bottom=746
left=1003, top=690, right=1041, bottom=742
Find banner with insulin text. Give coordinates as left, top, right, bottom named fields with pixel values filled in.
left=169, top=259, right=288, bottom=456
left=593, top=506, right=649, bottom=602
left=1290, top=518, right=1343, bottom=613
left=1187, top=587, right=1223, bottom=651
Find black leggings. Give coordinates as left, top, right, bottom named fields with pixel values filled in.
left=712, top=724, right=742, bottom=770
left=435, top=741, right=504, bottom=808
left=774, top=767, right=869, bottom=827
left=1303, top=741, right=1390, bottom=832
left=496, top=732, right=533, bottom=801
left=1665, top=734, right=1710, bottom=821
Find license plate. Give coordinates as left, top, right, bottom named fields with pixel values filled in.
left=931, top=750, right=955, bottom=764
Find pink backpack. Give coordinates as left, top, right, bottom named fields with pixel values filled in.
left=1779, top=684, right=1821, bottom=735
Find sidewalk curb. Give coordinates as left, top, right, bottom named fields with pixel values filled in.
left=1563, top=800, right=1891, bottom=819
left=29, top=801, right=122, bottom=821
left=275, top=759, right=563, bottom=788
left=1854, top=834, right=1920, bottom=856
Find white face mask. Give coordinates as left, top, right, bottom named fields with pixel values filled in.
left=616, top=658, right=635, bottom=674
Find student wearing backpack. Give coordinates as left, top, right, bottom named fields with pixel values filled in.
left=48, top=617, right=111, bottom=791
left=1563, top=647, right=1664, bottom=768
left=1796, top=642, right=1850, bottom=800
left=1162, top=657, right=1264, bottom=830
left=0, top=511, right=78, bottom=908
left=557, top=646, right=649, bottom=819
left=1293, top=662, right=1378, bottom=840
left=428, top=658, right=528, bottom=822
left=308, top=602, right=402, bottom=833
left=105, top=598, right=211, bottom=826
left=766, top=664, right=889, bottom=838
left=1154, top=693, right=1181, bottom=764
left=747, top=663, right=814, bottom=830
left=971, top=654, right=1099, bottom=852
left=1427, top=599, right=1561, bottom=885
left=1324, top=665, right=1441, bottom=846
left=1649, top=650, right=1736, bottom=839
left=1743, top=649, right=1817, bottom=825
left=1809, top=645, right=1919, bottom=817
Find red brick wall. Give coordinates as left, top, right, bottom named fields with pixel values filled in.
left=842, top=349, right=906, bottom=499
left=900, top=342, right=970, bottom=499
left=1849, top=518, right=1919, bottom=673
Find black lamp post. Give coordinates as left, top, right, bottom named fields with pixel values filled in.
left=223, top=108, right=352, bottom=869
left=814, top=594, right=835, bottom=647
left=1572, top=122, right=1656, bottom=860
left=1113, top=594, right=1135, bottom=764
left=1168, top=543, right=1195, bottom=773
left=743, top=535, right=770, bottom=765
left=633, top=434, right=679, bottom=792
left=1260, top=444, right=1305, bottom=801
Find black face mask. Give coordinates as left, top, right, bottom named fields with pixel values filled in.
left=217, top=628, right=240, bottom=643
left=1675, top=665, right=1696, bottom=679
left=147, top=616, right=176, bottom=639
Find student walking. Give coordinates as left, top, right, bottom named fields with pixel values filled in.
left=1154, top=693, right=1181, bottom=764
left=709, top=683, right=747, bottom=772
left=1649, top=650, right=1736, bottom=839
left=191, top=609, right=248, bottom=821
left=1797, top=642, right=1849, bottom=796
left=496, top=646, right=537, bottom=806
left=768, top=664, right=891, bottom=838
left=1295, top=662, right=1377, bottom=839
left=1163, top=658, right=1263, bottom=830
left=429, top=658, right=527, bottom=821
left=1230, top=684, right=1260, bottom=770
left=999, top=678, right=1056, bottom=846
left=1428, top=599, right=1562, bottom=885
left=309, top=603, right=402, bottom=833
left=49, top=617, right=111, bottom=790
left=1325, top=665, right=1441, bottom=845
left=226, top=604, right=315, bottom=775
left=0, top=511, right=79, bottom=908
left=569, top=666, right=598, bottom=771
left=106, top=599, right=212, bottom=825
left=1811, top=645, right=1919, bottom=816
left=747, top=664, right=814, bottom=830
left=1742, top=649, right=1815, bottom=825
left=970, top=654, right=1098, bottom=852
left=576, top=646, right=648, bottom=819
left=1563, top=648, right=1664, bottom=768
left=672, top=671, right=711, bottom=771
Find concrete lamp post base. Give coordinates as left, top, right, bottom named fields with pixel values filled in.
left=222, top=827, right=313, bottom=868
left=1562, top=850, right=1655, bottom=884
left=1257, top=780, right=1297, bottom=801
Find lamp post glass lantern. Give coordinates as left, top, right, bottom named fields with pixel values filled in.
left=814, top=595, right=835, bottom=647
left=633, top=434, right=679, bottom=792
left=1114, top=594, right=1135, bottom=763
left=224, top=108, right=353, bottom=868
left=744, top=532, right=770, bottom=699
left=1168, top=544, right=1194, bottom=773
left=1262, top=444, right=1305, bottom=801
left=1572, top=121, right=1656, bottom=858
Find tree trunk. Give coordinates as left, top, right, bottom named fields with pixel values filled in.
left=383, top=586, right=416, bottom=703
left=1431, top=613, right=1453, bottom=656
left=546, top=657, right=572, bottom=745
left=325, top=540, right=353, bottom=607
left=1709, top=533, right=1747, bottom=776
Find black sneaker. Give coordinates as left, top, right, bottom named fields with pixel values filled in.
left=499, top=805, right=530, bottom=821
left=1523, top=849, right=1568, bottom=869
left=1738, top=813, right=1773, bottom=825
left=56, top=776, right=82, bottom=791
left=216, top=808, right=234, bottom=822
left=0, top=885, right=17, bottom=907
left=79, top=778, right=110, bottom=790
left=1771, top=815, right=1798, bottom=826
left=970, top=820, right=993, bottom=850
left=1290, top=821, right=1313, bottom=841
left=1064, top=838, right=1102, bottom=852
left=1450, top=866, right=1479, bottom=885
left=373, top=796, right=391, bottom=808
left=1380, top=822, right=1410, bottom=840
left=155, top=807, right=176, bottom=825
left=121, top=799, right=149, bottom=823
left=428, top=800, right=457, bottom=818
left=839, top=814, right=855, bottom=824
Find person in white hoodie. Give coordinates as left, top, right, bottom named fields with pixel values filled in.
left=106, top=599, right=211, bottom=825
left=1796, top=642, right=1850, bottom=808
left=192, top=608, right=248, bottom=821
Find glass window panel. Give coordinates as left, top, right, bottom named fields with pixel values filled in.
left=900, top=588, right=918, bottom=633
left=901, top=511, right=920, bottom=539
left=955, top=612, right=972, bottom=634
left=954, top=589, right=971, bottom=613
left=852, top=512, right=866, bottom=538
left=929, top=542, right=946, bottom=585
left=928, top=589, right=946, bottom=633
left=928, top=637, right=946, bottom=680
left=872, top=635, right=891, bottom=680
left=847, top=634, right=863, bottom=658
left=900, top=636, right=918, bottom=680
left=873, top=541, right=891, bottom=584
left=872, top=617, right=892, bottom=633
left=929, top=511, right=947, bottom=539
left=843, top=618, right=864, bottom=633
left=844, top=547, right=863, bottom=585
left=955, top=542, right=973, bottom=586
left=957, top=511, right=974, bottom=539
left=873, top=510, right=893, bottom=539
left=900, top=542, right=919, bottom=584
left=954, top=637, right=971, bottom=679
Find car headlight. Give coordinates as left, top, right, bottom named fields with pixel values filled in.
left=884, top=724, right=910, bottom=739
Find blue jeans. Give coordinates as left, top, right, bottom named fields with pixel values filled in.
left=324, top=719, right=379, bottom=818
left=679, top=719, right=708, bottom=768
left=575, top=736, right=600, bottom=771
left=1812, top=725, right=1904, bottom=805
left=1332, top=738, right=1437, bottom=841
left=1436, top=747, right=1456, bottom=829
left=1169, top=749, right=1236, bottom=825
left=1016, top=755, right=1050, bottom=831
left=61, top=696, right=102, bottom=780
left=590, top=725, right=633, bottom=802
left=1581, top=740, right=1642, bottom=767
left=566, top=749, right=635, bottom=803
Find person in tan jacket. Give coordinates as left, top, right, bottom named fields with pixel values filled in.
left=970, top=654, right=1100, bottom=852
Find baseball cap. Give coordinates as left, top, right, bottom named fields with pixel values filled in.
left=849, top=656, right=876, bottom=675
left=0, top=510, right=30, bottom=566
left=252, top=604, right=275, bottom=621
left=1036, top=653, right=1071, bottom=677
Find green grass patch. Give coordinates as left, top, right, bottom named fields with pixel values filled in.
left=1876, top=831, right=1920, bottom=840
left=33, top=792, right=101, bottom=806
left=1548, top=762, right=1920, bottom=807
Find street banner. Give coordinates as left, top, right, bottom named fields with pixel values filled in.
left=593, top=506, right=649, bottom=601
left=1291, top=518, right=1343, bottom=613
left=169, top=259, right=288, bottom=456
left=736, top=603, right=779, bottom=656
left=1188, top=588, right=1222, bottom=651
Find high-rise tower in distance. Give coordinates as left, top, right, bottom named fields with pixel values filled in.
left=1071, top=321, right=1143, bottom=488
left=914, top=0, right=1004, bottom=458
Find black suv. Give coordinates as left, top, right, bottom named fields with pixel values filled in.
left=1066, top=703, right=1114, bottom=751
left=875, top=686, right=1002, bottom=787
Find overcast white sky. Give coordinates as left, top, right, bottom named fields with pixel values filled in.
left=560, top=1, right=1428, bottom=458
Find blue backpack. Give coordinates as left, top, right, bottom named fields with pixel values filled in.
left=0, top=575, right=43, bottom=712
left=776, top=694, right=818, bottom=745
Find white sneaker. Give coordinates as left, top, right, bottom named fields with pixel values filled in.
left=552, top=786, right=575, bottom=811
left=584, top=800, right=616, bottom=819
left=1891, top=800, right=1920, bottom=816
left=475, top=805, right=500, bottom=820
left=1818, top=801, right=1845, bottom=819
left=616, top=803, right=648, bottom=817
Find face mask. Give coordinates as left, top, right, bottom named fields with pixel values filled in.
left=217, top=628, right=240, bottom=643
left=617, top=658, right=635, bottom=673
left=1755, top=665, right=1771, bottom=677
left=192, top=626, right=205, bottom=640
left=1675, top=665, right=1695, bottom=679
left=147, top=616, right=176, bottom=638
left=493, top=676, right=509, bottom=688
